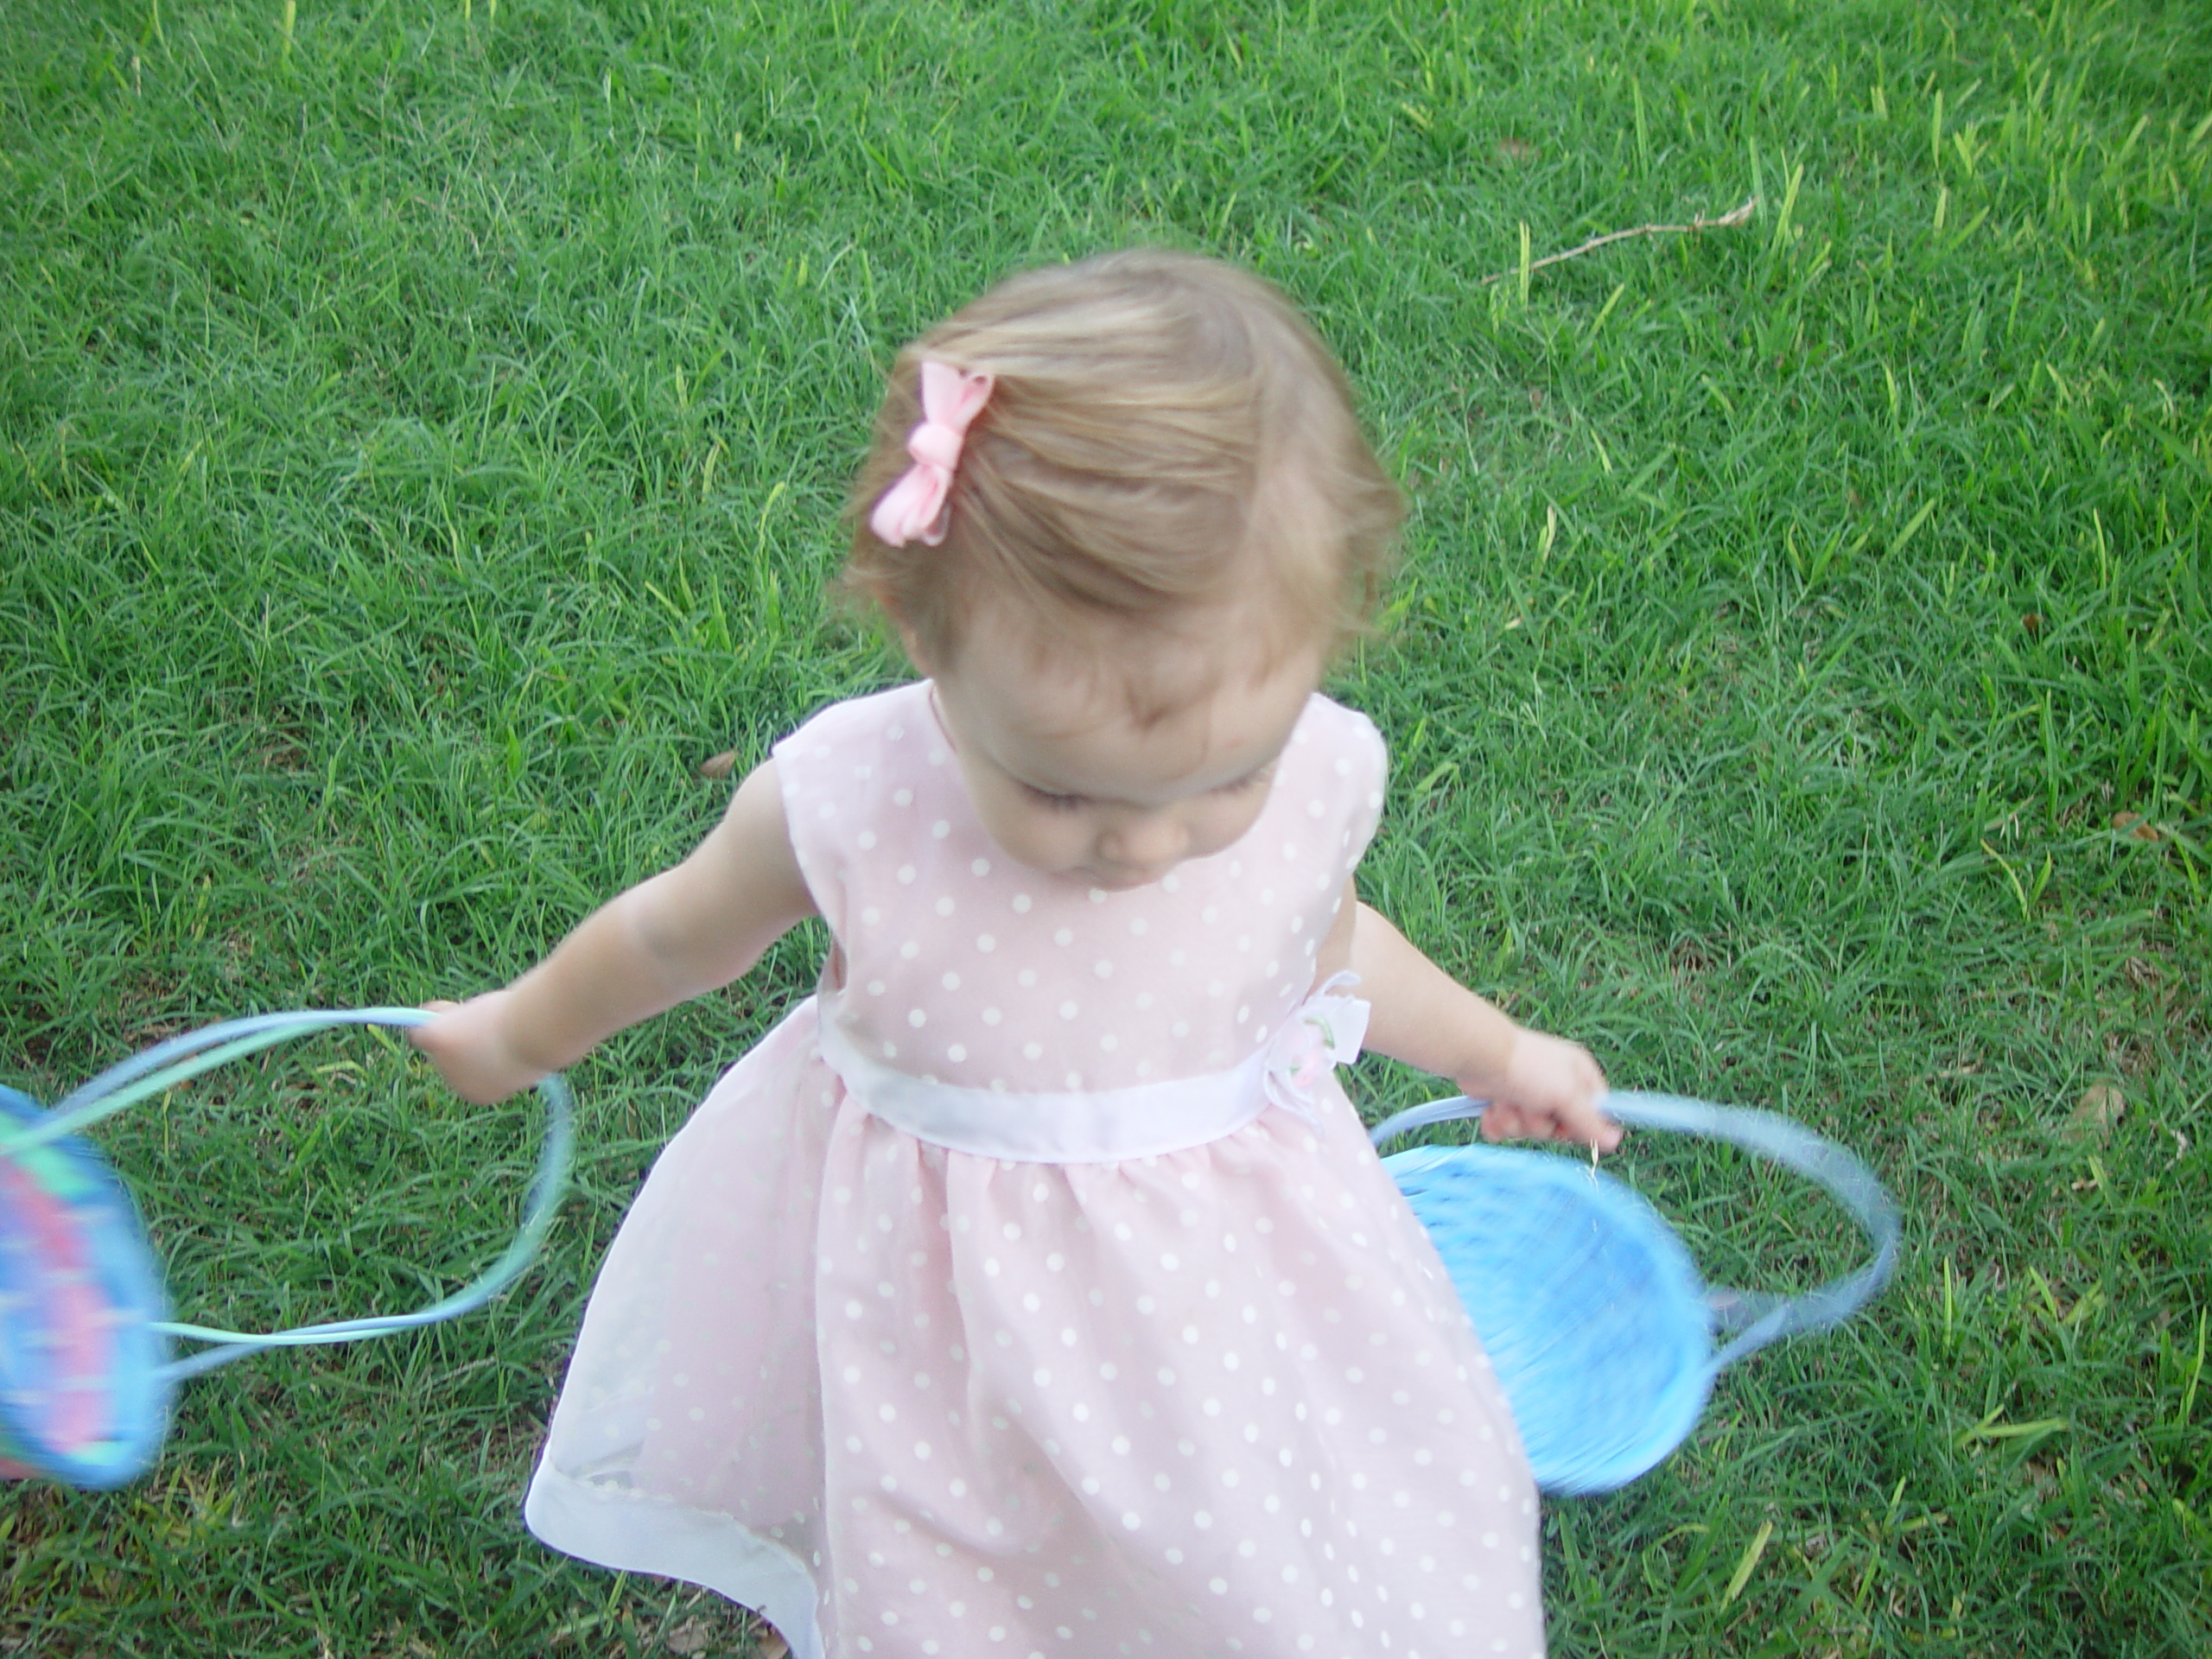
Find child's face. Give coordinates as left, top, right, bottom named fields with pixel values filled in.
left=925, top=619, right=1324, bottom=891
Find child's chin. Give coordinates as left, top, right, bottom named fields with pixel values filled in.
left=1078, top=867, right=1170, bottom=893
left=1014, top=854, right=1174, bottom=892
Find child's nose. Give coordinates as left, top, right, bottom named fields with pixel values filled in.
left=1099, top=810, right=1186, bottom=872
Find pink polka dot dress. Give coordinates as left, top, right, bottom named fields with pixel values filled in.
left=524, top=683, right=1546, bottom=1659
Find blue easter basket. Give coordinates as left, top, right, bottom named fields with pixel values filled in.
left=1372, top=1091, right=1898, bottom=1496
left=0, top=1010, right=573, bottom=1490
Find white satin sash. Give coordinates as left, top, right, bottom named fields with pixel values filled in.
left=813, top=976, right=1370, bottom=1164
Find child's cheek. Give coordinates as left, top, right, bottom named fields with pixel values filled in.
left=1196, top=795, right=1266, bottom=861
left=976, top=793, right=1070, bottom=875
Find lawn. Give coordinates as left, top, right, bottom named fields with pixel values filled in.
left=2, top=0, right=2207, bottom=1654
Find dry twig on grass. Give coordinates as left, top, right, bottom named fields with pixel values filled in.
left=1478, top=195, right=1760, bottom=286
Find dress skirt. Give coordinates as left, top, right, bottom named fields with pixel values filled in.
left=524, top=996, right=1546, bottom=1659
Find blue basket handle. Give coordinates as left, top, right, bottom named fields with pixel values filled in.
left=6, top=1008, right=574, bottom=1384
left=1370, top=1090, right=1899, bottom=1372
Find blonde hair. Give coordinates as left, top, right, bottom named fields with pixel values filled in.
left=842, top=250, right=1400, bottom=697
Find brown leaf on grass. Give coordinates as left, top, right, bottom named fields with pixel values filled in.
left=1497, top=136, right=1536, bottom=162
left=699, top=749, right=739, bottom=780
left=2064, top=1082, right=2126, bottom=1143
left=753, top=1633, right=791, bottom=1659
left=2110, top=810, right=2160, bottom=842
left=2021, top=611, right=2044, bottom=635
left=663, top=1619, right=713, bottom=1656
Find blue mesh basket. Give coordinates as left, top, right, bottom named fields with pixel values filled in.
left=1373, top=1091, right=1898, bottom=1496
left=0, top=1011, right=572, bottom=1490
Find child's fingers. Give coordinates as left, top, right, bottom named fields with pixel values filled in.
left=1476, top=1095, right=1622, bottom=1151
left=1479, top=1103, right=1531, bottom=1142
left=1559, top=1094, right=1624, bottom=1154
left=405, top=1001, right=458, bottom=1052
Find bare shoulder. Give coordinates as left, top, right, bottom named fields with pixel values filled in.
left=694, top=756, right=816, bottom=919
left=625, top=757, right=818, bottom=976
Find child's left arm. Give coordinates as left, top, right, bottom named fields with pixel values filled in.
left=1316, top=881, right=1620, bottom=1151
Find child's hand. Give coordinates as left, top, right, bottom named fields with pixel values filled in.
left=409, top=993, right=545, bottom=1105
left=1474, top=1028, right=1621, bottom=1152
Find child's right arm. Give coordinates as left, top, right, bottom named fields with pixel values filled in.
left=410, top=759, right=817, bottom=1103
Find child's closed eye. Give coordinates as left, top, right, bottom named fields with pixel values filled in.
left=1021, top=766, right=1270, bottom=813
left=1024, top=784, right=1089, bottom=812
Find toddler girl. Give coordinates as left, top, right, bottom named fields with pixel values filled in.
left=416, top=249, right=1617, bottom=1659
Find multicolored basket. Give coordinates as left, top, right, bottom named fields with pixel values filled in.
left=1373, top=1091, right=1898, bottom=1496
left=0, top=1010, right=572, bottom=1491
left=0, top=1084, right=171, bottom=1488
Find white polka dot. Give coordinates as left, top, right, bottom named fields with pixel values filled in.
left=1053, top=927, right=1074, bottom=945
left=932, top=820, right=950, bottom=839
left=935, top=896, right=955, bottom=916
left=858, top=830, right=878, bottom=850
left=893, top=788, right=913, bottom=806
left=897, top=865, right=917, bottom=885
left=976, top=933, right=996, bottom=952
left=1012, top=893, right=1033, bottom=912
left=1058, top=1001, right=1078, bottom=1019
left=983, top=1007, right=1002, bottom=1026
left=908, top=1009, right=926, bottom=1027
left=971, top=857, right=991, bottom=876
left=1094, top=959, right=1114, bottom=978
left=1024, top=1042, right=1043, bottom=1059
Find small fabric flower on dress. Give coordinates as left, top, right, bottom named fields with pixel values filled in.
left=868, top=360, right=995, bottom=547
left=1263, top=971, right=1370, bottom=1128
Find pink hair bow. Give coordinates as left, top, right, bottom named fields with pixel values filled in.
left=868, top=360, right=995, bottom=547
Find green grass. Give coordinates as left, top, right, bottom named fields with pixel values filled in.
left=3, top=0, right=2207, bottom=1653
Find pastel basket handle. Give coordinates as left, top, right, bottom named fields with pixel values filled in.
left=1370, top=1090, right=1899, bottom=1372
left=13, top=1008, right=574, bottom=1384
